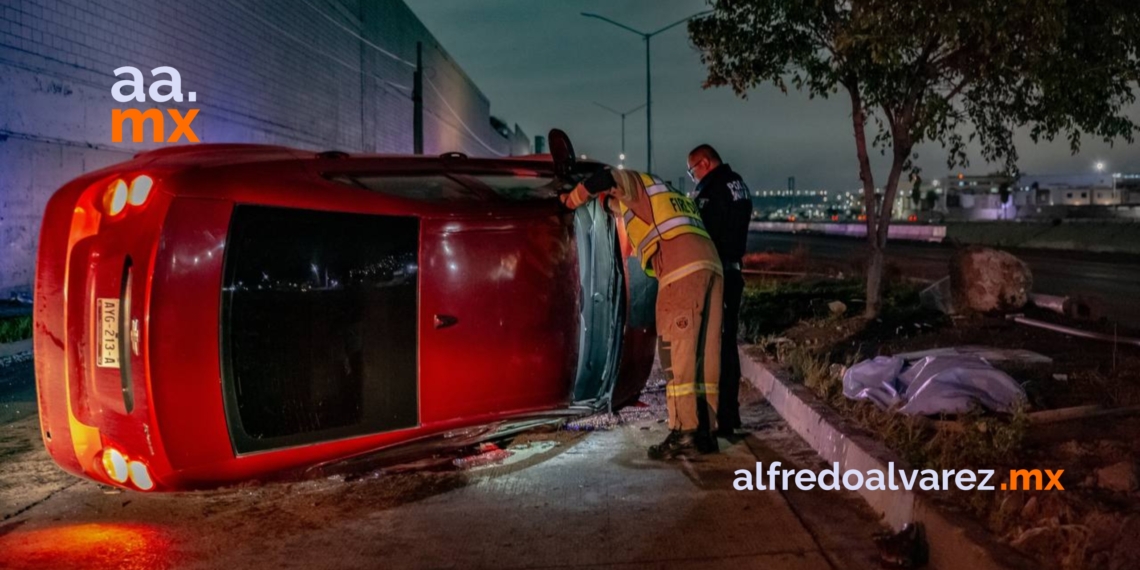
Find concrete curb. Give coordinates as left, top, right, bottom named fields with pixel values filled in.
left=739, top=345, right=1039, bottom=570
left=0, top=338, right=33, bottom=368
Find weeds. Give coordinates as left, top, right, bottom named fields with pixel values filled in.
left=778, top=344, right=1027, bottom=472
left=739, top=278, right=864, bottom=342
left=0, top=316, right=32, bottom=344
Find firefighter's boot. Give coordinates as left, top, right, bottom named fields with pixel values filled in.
left=648, top=430, right=697, bottom=460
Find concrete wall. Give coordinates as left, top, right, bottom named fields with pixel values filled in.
left=750, top=221, right=947, bottom=242
left=0, top=0, right=521, bottom=298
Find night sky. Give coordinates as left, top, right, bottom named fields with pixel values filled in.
left=406, top=0, right=1140, bottom=192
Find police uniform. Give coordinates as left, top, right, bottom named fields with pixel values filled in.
left=693, top=163, right=754, bottom=433
left=562, top=168, right=722, bottom=436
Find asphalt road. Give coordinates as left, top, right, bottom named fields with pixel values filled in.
left=0, top=360, right=36, bottom=425
left=749, top=231, right=1140, bottom=327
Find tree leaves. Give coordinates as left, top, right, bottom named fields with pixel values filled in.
left=690, top=0, right=1139, bottom=315
left=689, top=0, right=1140, bottom=174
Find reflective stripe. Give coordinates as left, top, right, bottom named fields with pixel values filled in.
left=665, top=383, right=719, bottom=397
left=617, top=171, right=711, bottom=276
left=636, top=216, right=705, bottom=256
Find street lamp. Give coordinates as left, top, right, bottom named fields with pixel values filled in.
left=1096, top=161, right=1106, bottom=172
left=593, top=101, right=646, bottom=169
left=582, top=10, right=713, bottom=173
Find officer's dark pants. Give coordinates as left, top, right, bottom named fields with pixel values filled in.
left=718, top=268, right=745, bottom=430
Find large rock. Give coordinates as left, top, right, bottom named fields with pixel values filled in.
left=950, top=246, right=1033, bottom=313
left=1096, top=461, right=1138, bottom=493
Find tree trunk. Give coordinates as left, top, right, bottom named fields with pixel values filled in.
left=847, top=85, right=880, bottom=317
left=869, top=122, right=914, bottom=318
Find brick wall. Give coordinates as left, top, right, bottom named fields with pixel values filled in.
left=0, top=0, right=522, bottom=297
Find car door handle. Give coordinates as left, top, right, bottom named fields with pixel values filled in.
left=434, top=314, right=459, bottom=329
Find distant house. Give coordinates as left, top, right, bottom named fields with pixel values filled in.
left=1114, top=174, right=1140, bottom=205
left=941, top=173, right=1016, bottom=220
left=1017, top=173, right=1119, bottom=206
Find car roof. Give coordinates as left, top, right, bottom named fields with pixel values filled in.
left=131, top=144, right=563, bottom=172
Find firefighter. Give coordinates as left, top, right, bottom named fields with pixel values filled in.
left=560, top=163, right=723, bottom=459
left=687, top=144, right=754, bottom=437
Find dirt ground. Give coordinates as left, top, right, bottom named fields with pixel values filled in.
left=746, top=271, right=1140, bottom=569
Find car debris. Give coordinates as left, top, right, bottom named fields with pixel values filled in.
left=1030, top=293, right=1105, bottom=322
left=918, top=277, right=955, bottom=315
left=1009, top=315, right=1140, bottom=349
left=564, top=413, right=621, bottom=432
left=452, top=443, right=512, bottom=470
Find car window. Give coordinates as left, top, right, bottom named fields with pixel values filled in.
left=327, top=174, right=480, bottom=201
left=221, top=205, right=419, bottom=454
left=327, top=173, right=558, bottom=201
left=456, top=174, right=559, bottom=201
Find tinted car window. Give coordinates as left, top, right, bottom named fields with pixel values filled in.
left=221, top=205, right=419, bottom=454
left=328, top=173, right=558, bottom=201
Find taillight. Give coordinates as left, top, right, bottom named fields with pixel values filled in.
left=102, top=175, right=154, bottom=216
left=98, top=445, right=155, bottom=491
left=101, top=447, right=129, bottom=483
left=128, top=175, right=153, bottom=206
left=104, top=179, right=129, bottom=216
left=128, top=461, right=154, bottom=491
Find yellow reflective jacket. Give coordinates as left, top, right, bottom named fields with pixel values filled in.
left=561, top=169, right=720, bottom=282
left=616, top=172, right=710, bottom=276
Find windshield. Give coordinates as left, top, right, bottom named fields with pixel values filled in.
left=327, top=173, right=559, bottom=201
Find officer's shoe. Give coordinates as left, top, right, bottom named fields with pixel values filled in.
left=694, top=431, right=719, bottom=454
left=647, top=430, right=696, bottom=460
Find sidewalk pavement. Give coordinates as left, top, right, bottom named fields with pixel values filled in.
left=0, top=383, right=887, bottom=570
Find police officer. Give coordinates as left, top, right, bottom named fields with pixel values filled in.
left=687, top=144, right=753, bottom=437
left=552, top=130, right=722, bottom=459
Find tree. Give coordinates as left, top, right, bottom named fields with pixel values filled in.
left=910, top=174, right=923, bottom=211
left=924, top=189, right=939, bottom=211
left=689, top=0, right=1140, bottom=317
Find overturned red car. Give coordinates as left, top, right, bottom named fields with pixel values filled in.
left=34, top=144, right=657, bottom=491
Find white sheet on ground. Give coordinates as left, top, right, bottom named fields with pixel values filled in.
left=842, top=355, right=1025, bottom=415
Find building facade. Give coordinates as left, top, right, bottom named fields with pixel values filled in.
left=941, top=171, right=1140, bottom=221
left=0, top=0, right=527, bottom=297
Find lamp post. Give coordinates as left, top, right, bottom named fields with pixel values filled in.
left=582, top=10, right=712, bottom=173
left=593, top=101, right=646, bottom=169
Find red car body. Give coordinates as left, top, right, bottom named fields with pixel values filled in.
left=34, top=144, right=656, bottom=491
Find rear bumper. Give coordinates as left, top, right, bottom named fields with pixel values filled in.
left=34, top=170, right=172, bottom=490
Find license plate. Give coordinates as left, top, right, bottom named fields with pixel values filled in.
left=97, top=298, right=120, bottom=369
